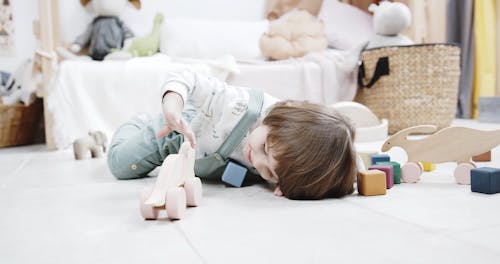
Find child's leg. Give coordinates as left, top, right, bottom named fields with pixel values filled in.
left=107, top=114, right=184, bottom=180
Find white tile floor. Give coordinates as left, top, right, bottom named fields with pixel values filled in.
left=1, top=119, right=500, bottom=264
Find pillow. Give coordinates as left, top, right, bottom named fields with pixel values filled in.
left=160, top=19, right=269, bottom=60
left=318, top=0, right=374, bottom=50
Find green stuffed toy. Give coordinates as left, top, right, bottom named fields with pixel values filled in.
left=105, top=12, right=164, bottom=59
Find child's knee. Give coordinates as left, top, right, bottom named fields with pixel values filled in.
left=107, top=147, right=143, bottom=180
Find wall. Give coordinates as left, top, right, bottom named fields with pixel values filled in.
left=0, top=0, right=267, bottom=73
left=0, top=0, right=38, bottom=73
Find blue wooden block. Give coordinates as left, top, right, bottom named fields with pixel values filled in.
left=221, top=162, right=248, bottom=187
left=471, top=167, right=500, bottom=194
left=371, top=154, right=390, bottom=165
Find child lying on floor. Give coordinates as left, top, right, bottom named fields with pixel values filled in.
left=107, top=70, right=357, bottom=200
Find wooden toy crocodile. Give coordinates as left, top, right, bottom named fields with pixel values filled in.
left=381, top=125, right=500, bottom=184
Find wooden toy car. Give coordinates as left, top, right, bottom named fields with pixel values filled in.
left=381, top=125, right=500, bottom=185
left=140, top=142, right=202, bottom=220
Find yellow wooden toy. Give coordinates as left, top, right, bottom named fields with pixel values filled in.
left=357, top=170, right=387, bottom=196
left=421, top=162, right=436, bottom=172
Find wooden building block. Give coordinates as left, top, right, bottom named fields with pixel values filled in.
left=357, top=170, right=387, bottom=196
left=369, top=165, right=394, bottom=189
left=472, top=151, right=492, bottom=162
left=376, top=161, right=401, bottom=184
left=421, top=162, right=436, bottom=171
left=371, top=154, right=390, bottom=165
left=471, top=167, right=500, bottom=194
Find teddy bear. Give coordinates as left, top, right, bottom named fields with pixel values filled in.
left=260, top=9, right=327, bottom=60
left=58, top=0, right=141, bottom=61
left=366, top=1, right=414, bottom=49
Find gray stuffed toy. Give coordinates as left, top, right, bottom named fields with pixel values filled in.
left=68, top=0, right=141, bottom=60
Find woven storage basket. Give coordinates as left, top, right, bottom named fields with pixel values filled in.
left=355, top=44, right=460, bottom=134
left=0, top=99, right=43, bottom=147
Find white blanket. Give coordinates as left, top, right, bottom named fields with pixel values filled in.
left=47, top=54, right=238, bottom=149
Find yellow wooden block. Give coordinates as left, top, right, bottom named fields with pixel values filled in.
left=421, top=162, right=436, bottom=172
left=357, top=169, right=387, bottom=196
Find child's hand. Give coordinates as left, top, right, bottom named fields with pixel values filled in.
left=274, top=185, right=283, bottom=197
left=157, top=92, right=197, bottom=148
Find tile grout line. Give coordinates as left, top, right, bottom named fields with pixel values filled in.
left=174, top=223, right=208, bottom=264
left=1, top=153, right=34, bottom=188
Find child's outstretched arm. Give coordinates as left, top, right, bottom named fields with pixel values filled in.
left=157, top=91, right=196, bottom=148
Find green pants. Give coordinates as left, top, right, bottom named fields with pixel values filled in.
left=107, top=114, right=185, bottom=180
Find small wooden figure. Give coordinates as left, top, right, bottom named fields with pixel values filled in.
left=140, top=142, right=202, bottom=220
left=382, top=125, right=500, bottom=185
left=73, top=131, right=107, bottom=160
left=472, top=151, right=492, bottom=162
left=369, top=165, right=394, bottom=189
left=357, top=170, right=387, bottom=196
left=471, top=167, right=500, bottom=194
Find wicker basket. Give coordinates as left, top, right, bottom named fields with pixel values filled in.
left=0, top=99, right=43, bottom=147
left=355, top=44, right=461, bottom=134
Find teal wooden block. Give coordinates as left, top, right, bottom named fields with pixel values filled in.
left=376, top=161, right=401, bottom=184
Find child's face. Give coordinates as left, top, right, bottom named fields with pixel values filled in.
left=243, top=125, right=279, bottom=184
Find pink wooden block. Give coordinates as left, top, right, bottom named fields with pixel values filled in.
left=369, top=165, right=394, bottom=189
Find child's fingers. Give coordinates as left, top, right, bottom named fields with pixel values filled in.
left=156, top=126, right=173, bottom=139
left=274, top=185, right=283, bottom=196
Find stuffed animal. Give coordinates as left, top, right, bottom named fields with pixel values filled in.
left=61, top=0, right=141, bottom=61
left=1, top=59, right=38, bottom=106
left=366, top=1, right=414, bottom=49
left=73, top=131, right=108, bottom=160
left=104, top=12, right=164, bottom=60
left=260, top=9, right=327, bottom=60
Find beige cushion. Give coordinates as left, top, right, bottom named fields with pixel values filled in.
left=260, top=10, right=327, bottom=60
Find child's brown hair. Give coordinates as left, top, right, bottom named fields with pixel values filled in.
left=263, top=100, right=357, bottom=200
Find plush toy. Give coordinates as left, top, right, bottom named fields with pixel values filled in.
left=64, top=0, right=141, bottom=61
left=260, top=9, right=327, bottom=60
left=104, top=12, right=164, bottom=60
left=73, top=131, right=108, bottom=160
left=366, top=1, right=414, bottom=49
left=1, top=59, right=38, bottom=106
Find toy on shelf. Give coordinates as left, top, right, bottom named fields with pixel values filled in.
left=366, top=1, right=414, bottom=49
left=357, top=169, right=387, bottom=196
left=58, top=0, right=141, bottom=61
left=471, top=167, right=500, bottom=194
left=105, top=13, right=164, bottom=60
left=382, top=125, right=500, bottom=185
left=73, top=131, right=107, bottom=160
left=140, top=142, right=202, bottom=220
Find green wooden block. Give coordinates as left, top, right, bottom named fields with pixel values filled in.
left=376, top=161, right=401, bottom=184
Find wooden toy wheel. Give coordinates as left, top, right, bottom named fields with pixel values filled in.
left=166, top=187, right=187, bottom=220
left=140, top=188, right=159, bottom=220
left=401, top=162, right=422, bottom=183
left=454, top=162, right=476, bottom=185
left=184, top=177, right=203, bottom=207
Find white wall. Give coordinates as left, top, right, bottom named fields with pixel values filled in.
left=0, top=0, right=39, bottom=73
left=0, top=0, right=267, bottom=73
